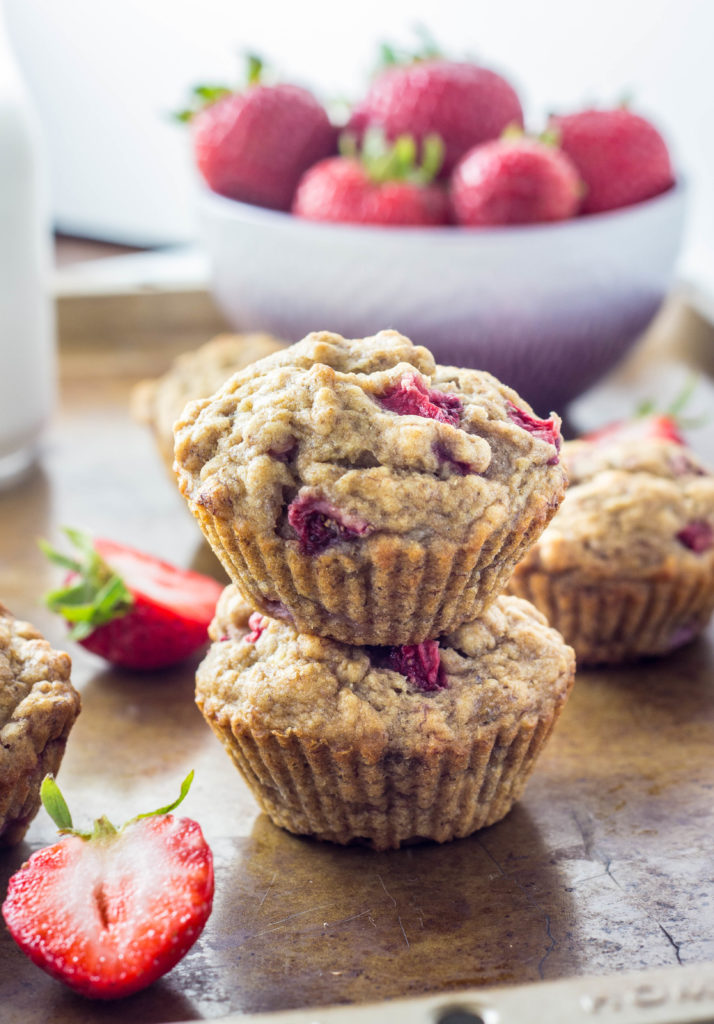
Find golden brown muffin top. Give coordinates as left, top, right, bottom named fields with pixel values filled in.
left=175, top=330, right=566, bottom=551
left=197, top=585, right=574, bottom=762
left=520, top=437, right=714, bottom=576
left=131, top=331, right=285, bottom=470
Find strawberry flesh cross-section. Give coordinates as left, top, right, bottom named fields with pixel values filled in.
left=379, top=374, right=463, bottom=426
left=245, top=612, right=267, bottom=643
left=676, top=520, right=714, bottom=553
left=506, top=401, right=561, bottom=463
left=288, top=494, right=372, bottom=555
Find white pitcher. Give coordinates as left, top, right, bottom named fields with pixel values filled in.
left=0, top=1, right=55, bottom=487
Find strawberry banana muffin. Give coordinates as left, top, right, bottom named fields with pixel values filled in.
left=174, top=330, right=567, bottom=645
left=0, top=604, right=81, bottom=846
left=196, top=585, right=575, bottom=850
left=509, top=435, right=714, bottom=664
left=131, top=331, right=285, bottom=474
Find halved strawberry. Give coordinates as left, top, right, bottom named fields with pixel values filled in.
left=582, top=412, right=685, bottom=447
left=2, top=771, right=214, bottom=1000
left=41, top=528, right=224, bottom=670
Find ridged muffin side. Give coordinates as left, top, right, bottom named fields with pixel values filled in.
left=195, top=586, right=575, bottom=850
left=175, top=330, right=567, bottom=645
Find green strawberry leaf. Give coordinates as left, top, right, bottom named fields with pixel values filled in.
left=129, top=770, right=195, bottom=825
left=40, top=528, right=134, bottom=639
left=357, top=127, right=444, bottom=185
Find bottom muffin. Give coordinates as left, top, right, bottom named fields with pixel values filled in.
left=0, top=604, right=81, bottom=846
left=196, top=586, right=575, bottom=850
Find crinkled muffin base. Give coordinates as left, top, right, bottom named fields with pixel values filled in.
left=204, top=706, right=562, bottom=850
left=509, top=563, right=714, bottom=665
left=194, top=489, right=558, bottom=645
left=196, top=593, right=574, bottom=850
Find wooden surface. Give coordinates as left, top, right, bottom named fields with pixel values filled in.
left=0, top=294, right=713, bottom=1022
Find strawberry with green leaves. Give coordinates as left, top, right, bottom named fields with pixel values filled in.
left=346, top=32, right=523, bottom=178
left=582, top=379, right=704, bottom=447
left=2, top=771, right=214, bottom=1000
left=292, top=129, right=449, bottom=226
left=41, top=528, right=224, bottom=670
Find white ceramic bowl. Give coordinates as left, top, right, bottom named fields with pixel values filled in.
left=197, top=181, right=686, bottom=414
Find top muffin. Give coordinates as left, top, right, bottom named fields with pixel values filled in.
left=174, top=330, right=567, bottom=645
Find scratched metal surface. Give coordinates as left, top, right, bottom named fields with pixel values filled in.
left=0, top=297, right=713, bottom=1022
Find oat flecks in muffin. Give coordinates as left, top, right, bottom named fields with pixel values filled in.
left=131, top=331, right=285, bottom=474
left=196, top=586, right=575, bottom=849
left=509, top=436, right=714, bottom=664
left=174, top=330, right=567, bottom=644
left=0, top=604, right=81, bottom=846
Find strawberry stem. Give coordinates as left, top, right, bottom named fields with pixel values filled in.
left=349, top=126, right=444, bottom=185
left=40, top=528, right=134, bottom=640
left=39, top=771, right=196, bottom=841
left=40, top=775, right=73, bottom=832
left=636, top=374, right=708, bottom=429
left=130, top=770, right=195, bottom=824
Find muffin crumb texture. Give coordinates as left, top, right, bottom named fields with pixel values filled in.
left=0, top=604, right=81, bottom=846
left=509, top=436, right=714, bottom=663
left=175, top=330, right=566, bottom=645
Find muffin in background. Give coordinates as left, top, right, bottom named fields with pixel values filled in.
left=174, top=329, right=567, bottom=646
left=0, top=604, right=81, bottom=846
left=508, top=435, right=714, bottom=664
left=131, top=331, right=285, bottom=475
left=196, top=585, right=575, bottom=851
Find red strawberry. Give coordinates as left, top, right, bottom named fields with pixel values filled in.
left=292, top=131, right=449, bottom=226
left=451, top=135, right=581, bottom=227
left=549, top=107, right=674, bottom=214
left=41, top=528, right=224, bottom=670
left=191, top=79, right=336, bottom=211
left=347, top=59, right=523, bottom=177
left=2, top=771, right=214, bottom=1000
left=582, top=413, right=685, bottom=447
left=287, top=493, right=373, bottom=555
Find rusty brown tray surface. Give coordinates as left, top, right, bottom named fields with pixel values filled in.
left=0, top=294, right=713, bottom=1022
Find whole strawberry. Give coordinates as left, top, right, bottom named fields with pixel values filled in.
left=41, top=528, right=224, bottom=670
left=347, top=59, right=523, bottom=177
left=292, top=130, right=449, bottom=226
left=549, top=107, right=674, bottom=214
left=187, top=60, right=336, bottom=211
left=2, top=772, right=214, bottom=1000
left=451, top=134, right=582, bottom=226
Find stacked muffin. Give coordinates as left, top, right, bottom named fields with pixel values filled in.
left=174, top=330, right=575, bottom=849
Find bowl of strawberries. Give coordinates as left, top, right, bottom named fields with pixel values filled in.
left=186, top=50, right=686, bottom=413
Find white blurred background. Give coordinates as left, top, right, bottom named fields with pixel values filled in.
left=4, top=0, right=712, bottom=284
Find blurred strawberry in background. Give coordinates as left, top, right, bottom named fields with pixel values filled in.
left=184, top=56, right=336, bottom=211
left=549, top=106, right=674, bottom=214
left=450, top=131, right=582, bottom=226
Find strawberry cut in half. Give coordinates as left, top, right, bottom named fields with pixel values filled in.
left=2, top=771, right=214, bottom=1000
left=40, top=528, right=224, bottom=670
